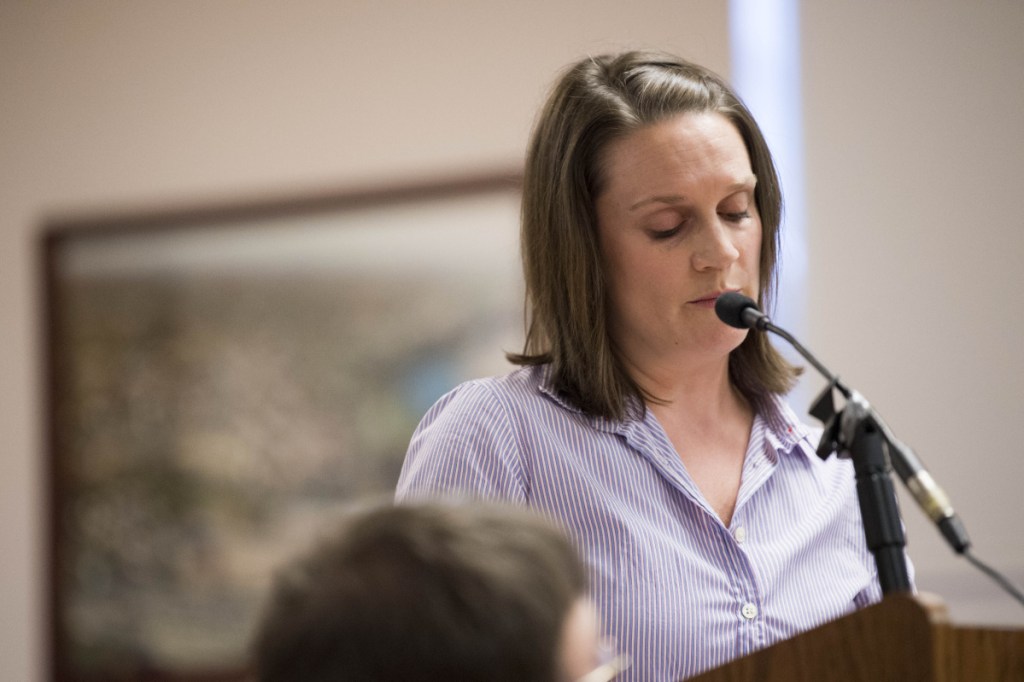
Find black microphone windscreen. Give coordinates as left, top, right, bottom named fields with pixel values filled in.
left=715, top=292, right=759, bottom=329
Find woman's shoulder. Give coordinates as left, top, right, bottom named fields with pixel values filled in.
left=421, top=365, right=550, bottom=422
left=443, top=364, right=548, bottom=401
left=399, top=367, right=545, bottom=501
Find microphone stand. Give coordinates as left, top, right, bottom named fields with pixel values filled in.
left=768, top=323, right=913, bottom=594
left=818, top=385, right=913, bottom=593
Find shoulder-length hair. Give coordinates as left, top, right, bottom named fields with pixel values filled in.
left=508, top=50, right=799, bottom=420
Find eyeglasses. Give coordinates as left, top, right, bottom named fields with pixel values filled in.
left=576, top=640, right=631, bottom=682
left=576, top=654, right=630, bottom=682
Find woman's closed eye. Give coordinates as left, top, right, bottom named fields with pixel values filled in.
left=718, top=190, right=755, bottom=223
left=647, top=210, right=748, bottom=240
left=645, top=213, right=692, bottom=241
left=648, top=223, right=685, bottom=240
left=721, top=210, right=751, bottom=223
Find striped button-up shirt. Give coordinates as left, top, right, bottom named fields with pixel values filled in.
left=396, top=365, right=884, bottom=681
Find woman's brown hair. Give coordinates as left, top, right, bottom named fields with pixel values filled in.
left=508, top=50, right=799, bottom=420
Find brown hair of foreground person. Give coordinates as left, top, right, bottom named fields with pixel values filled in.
left=251, top=500, right=597, bottom=682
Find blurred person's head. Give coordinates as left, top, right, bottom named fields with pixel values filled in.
left=252, top=500, right=615, bottom=682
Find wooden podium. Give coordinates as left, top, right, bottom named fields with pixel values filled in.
left=688, top=594, right=1024, bottom=681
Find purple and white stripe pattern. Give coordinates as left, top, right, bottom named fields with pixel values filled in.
left=397, top=365, right=885, bottom=681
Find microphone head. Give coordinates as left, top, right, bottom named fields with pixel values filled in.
left=715, top=292, right=760, bottom=329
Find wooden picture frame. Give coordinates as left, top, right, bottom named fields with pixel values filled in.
left=41, top=171, right=523, bottom=681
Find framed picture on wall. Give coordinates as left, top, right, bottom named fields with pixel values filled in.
left=42, top=172, right=523, bottom=681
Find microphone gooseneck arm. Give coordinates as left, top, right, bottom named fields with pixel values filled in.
left=765, top=315, right=969, bottom=555
left=715, top=294, right=1024, bottom=608
left=716, top=292, right=847, bottom=396
left=761, top=320, right=850, bottom=399
left=761, top=317, right=969, bottom=552
left=715, top=292, right=969, bottom=554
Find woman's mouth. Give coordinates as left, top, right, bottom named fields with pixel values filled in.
left=689, top=290, right=737, bottom=308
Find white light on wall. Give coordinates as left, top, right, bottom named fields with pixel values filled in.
left=730, top=0, right=811, bottom=408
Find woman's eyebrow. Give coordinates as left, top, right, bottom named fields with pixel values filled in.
left=629, top=194, right=687, bottom=211
left=628, top=175, right=757, bottom=212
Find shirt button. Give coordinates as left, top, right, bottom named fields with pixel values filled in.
left=733, top=526, right=747, bottom=544
left=741, top=603, right=758, bottom=620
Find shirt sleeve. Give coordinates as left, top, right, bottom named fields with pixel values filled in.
left=395, top=379, right=529, bottom=503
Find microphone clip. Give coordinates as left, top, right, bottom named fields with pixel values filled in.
left=809, top=377, right=865, bottom=462
left=809, top=378, right=843, bottom=461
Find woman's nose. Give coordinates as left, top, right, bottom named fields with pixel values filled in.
left=691, top=218, right=741, bottom=270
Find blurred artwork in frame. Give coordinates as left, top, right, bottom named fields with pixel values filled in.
left=43, top=174, right=524, bottom=680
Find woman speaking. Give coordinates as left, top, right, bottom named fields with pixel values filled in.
left=397, top=50, right=885, bottom=681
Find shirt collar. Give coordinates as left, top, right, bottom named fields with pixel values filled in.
left=536, top=364, right=817, bottom=455
left=535, top=365, right=641, bottom=434
left=757, top=392, right=819, bottom=462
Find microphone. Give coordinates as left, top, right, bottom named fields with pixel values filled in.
left=715, top=292, right=770, bottom=331
left=715, top=292, right=971, bottom=554
left=715, top=293, right=840, bottom=389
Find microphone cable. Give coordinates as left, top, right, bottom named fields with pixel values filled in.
left=963, top=549, right=1024, bottom=608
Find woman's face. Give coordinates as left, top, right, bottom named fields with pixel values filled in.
left=594, top=111, right=762, bottom=369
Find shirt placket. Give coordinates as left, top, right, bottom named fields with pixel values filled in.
left=728, top=420, right=779, bottom=656
left=725, top=508, right=766, bottom=657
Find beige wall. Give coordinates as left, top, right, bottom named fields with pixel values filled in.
left=2, top=1, right=1022, bottom=679
left=802, top=0, right=1024, bottom=625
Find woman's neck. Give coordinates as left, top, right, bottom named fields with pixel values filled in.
left=632, top=352, right=754, bottom=526
left=624, top=352, right=744, bottom=419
